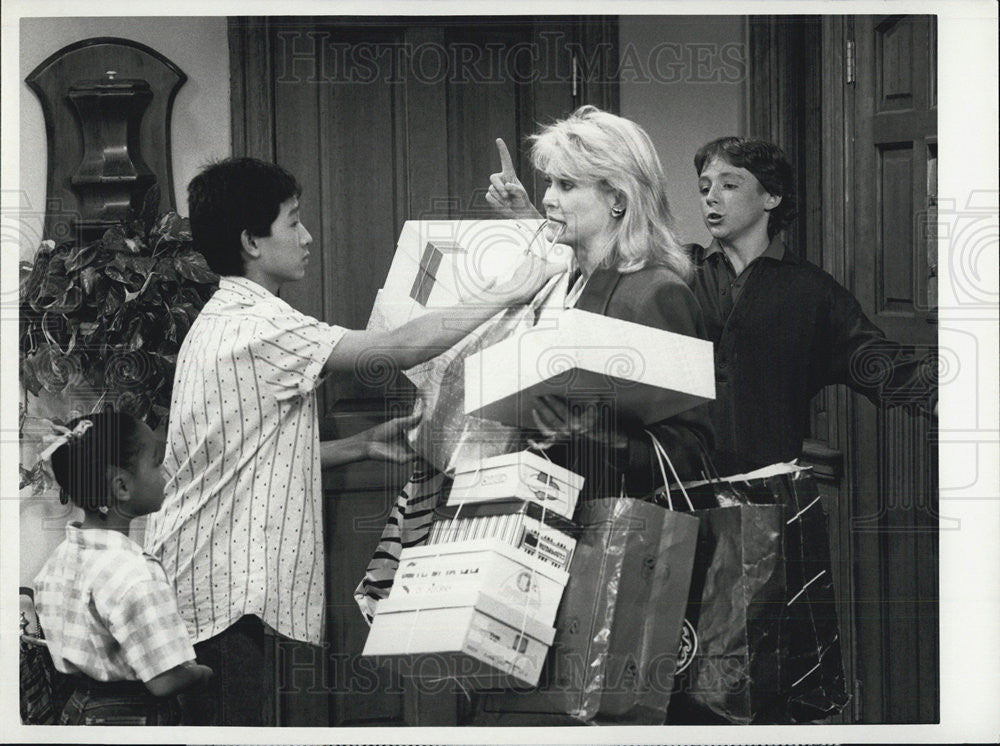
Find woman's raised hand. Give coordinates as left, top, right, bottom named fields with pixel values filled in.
left=487, top=139, right=542, bottom=220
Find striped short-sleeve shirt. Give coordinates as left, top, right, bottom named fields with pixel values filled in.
left=144, top=276, right=346, bottom=646
left=33, top=523, right=196, bottom=682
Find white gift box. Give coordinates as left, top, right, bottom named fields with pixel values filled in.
left=366, top=218, right=572, bottom=390
left=464, top=308, right=716, bottom=427
left=387, top=539, right=569, bottom=627
left=429, top=498, right=579, bottom=571
left=448, top=450, right=584, bottom=519
left=368, top=218, right=573, bottom=330
left=362, top=590, right=556, bottom=688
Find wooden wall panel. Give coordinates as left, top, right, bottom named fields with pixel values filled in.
left=877, top=19, right=914, bottom=111
left=879, top=145, right=915, bottom=311
left=446, top=28, right=522, bottom=217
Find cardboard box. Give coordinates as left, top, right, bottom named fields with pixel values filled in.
left=464, top=308, right=716, bottom=427
left=429, top=498, right=579, bottom=571
left=389, top=539, right=569, bottom=626
left=363, top=590, right=556, bottom=688
left=448, top=450, right=584, bottom=519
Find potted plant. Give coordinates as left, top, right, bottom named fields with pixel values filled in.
left=19, top=186, right=218, bottom=494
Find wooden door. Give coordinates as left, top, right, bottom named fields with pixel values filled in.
left=750, top=15, right=939, bottom=723
left=230, top=16, right=617, bottom=726
left=849, top=15, right=939, bottom=723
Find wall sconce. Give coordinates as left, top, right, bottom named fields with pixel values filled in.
left=26, top=37, right=187, bottom=243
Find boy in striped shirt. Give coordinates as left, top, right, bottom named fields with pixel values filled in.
left=144, top=157, right=556, bottom=725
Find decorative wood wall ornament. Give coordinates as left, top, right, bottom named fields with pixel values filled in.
left=26, top=37, right=187, bottom=243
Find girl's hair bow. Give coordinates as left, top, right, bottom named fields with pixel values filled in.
left=38, top=419, right=93, bottom=462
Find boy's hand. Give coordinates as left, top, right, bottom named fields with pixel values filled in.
left=487, top=251, right=562, bottom=306
left=363, top=412, right=421, bottom=463
left=487, top=138, right=542, bottom=220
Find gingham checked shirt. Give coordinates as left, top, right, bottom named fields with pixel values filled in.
left=33, top=523, right=196, bottom=682
left=144, top=276, right=345, bottom=646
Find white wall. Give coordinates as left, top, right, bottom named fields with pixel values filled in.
left=18, top=16, right=231, bottom=259
left=619, top=15, right=745, bottom=246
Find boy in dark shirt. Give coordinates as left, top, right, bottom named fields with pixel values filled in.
left=688, top=137, right=936, bottom=472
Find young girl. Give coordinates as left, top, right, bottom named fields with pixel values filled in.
left=32, top=411, right=211, bottom=725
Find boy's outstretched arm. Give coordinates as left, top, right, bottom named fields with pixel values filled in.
left=323, top=251, right=560, bottom=375
left=145, top=661, right=213, bottom=697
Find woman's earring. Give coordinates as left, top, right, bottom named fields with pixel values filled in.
left=611, top=205, right=626, bottom=219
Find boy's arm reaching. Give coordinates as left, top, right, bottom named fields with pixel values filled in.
left=322, top=251, right=559, bottom=375
left=320, top=412, right=420, bottom=469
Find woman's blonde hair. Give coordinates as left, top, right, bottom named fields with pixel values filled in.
left=530, top=105, right=691, bottom=279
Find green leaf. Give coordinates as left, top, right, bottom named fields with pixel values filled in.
left=32, top=266, right=70, bottom=310
left=64, top=243, right=98, bottom=272
left=79, top=266, right=100, bottom=295
left=103, top=225, right=128, bottom=252
left=45, top=285, right=84, bottom=314
left=174, top=252, right=218, bottom=284
left=31, top=344, right=82, bottom=394
left=103, top=286, right=124, bottom=317
left=20, top=356, right=43, bottom=396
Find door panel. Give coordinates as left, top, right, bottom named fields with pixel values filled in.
left=851, top=14, right=938, bottom=724
left=752, top=15, right=939, bottom=724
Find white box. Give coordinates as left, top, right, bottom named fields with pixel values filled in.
left=363, top=590, right=556, bottom=688
left=368, top=218, right=573, bottom=331
left=448, top=450, right=584, bottom=519
left=464, top=308, right=716, bottom=427
left=389, top=539, right=569, bottom=627
left=429, top=498, right=579, bottom=571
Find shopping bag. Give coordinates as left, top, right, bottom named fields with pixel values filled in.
left=477, top=485, right=699, bottom=725
left=666, top=458, right=849, bottom=724
left=730, top=462, right=850, bottom=722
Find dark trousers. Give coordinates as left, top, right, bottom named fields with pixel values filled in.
left=59, top=678, right=180, bottom=726
left=180, top=615, right=273, bottom=726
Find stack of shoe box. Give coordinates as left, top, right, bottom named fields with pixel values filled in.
left=363, top=450, right=583, bottom=687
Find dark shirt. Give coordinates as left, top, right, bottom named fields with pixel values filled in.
left=689, top=237, right=936, bottom=473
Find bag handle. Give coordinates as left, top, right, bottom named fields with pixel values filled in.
left=696, top=440, right=747, bottom=507
left=645, top=431, right=694, bottom=511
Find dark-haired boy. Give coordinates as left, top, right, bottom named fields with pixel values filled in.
left=688, top=137, right=936, bottom=473
left=144, top=157, right=557, bottom=725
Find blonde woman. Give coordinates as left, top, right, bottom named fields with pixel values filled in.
left=491, top=106, right=712, bottom=499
